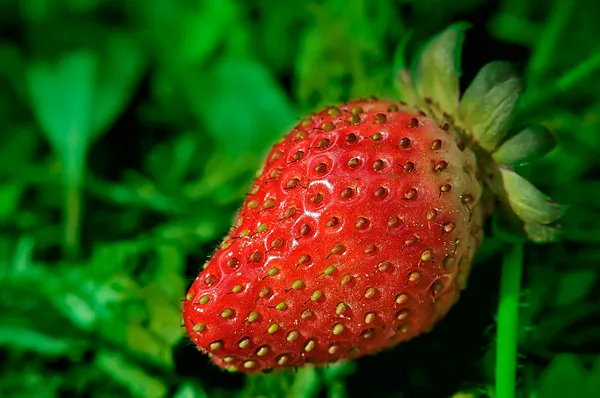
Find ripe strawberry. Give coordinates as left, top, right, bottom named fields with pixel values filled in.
left=183, top=24, right=562, bottom=373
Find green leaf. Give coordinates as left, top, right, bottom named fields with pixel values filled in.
left=497, top=167, right=564, bottom=225
left=49, top=276, right=100, bottom=331
left=174, top=0, right=238, bottom=69
left=0, top=322, right=79, bottom=357
left=0, top=126, right=43, bottom=180
left=0, top=43, right=26, bottom=102
left=287, top=366, right=321, bottom=398
left=25, top=46, right=125, bottom=256
left=26, top=50, right=97, bottom=184
left=517, top=106, right=600, bottom=184
left=144, top=132, right=211, bottom=188
left=294, top=0, right=393, bottom=107
left=537, top=354, right=591, bottom=398
left=459, top=61, right=522, bottom=152
left=0, top=182, right=24, bottom=224
left=590, top=357, right=600, bottom=395
left=322, top=362, right=355, bottom=398
left=0, top=367, right=62, bottom=398
left=493, top=125, right=556, bottom=165
left=321, top=361, right=357, bottom=383
left=26, top=38, right=144, bottom=167
left=519, top=51, right=600, bottom=117
left=413, top=23, right=470, bottom=115
left=545, top=181, right=600, bottom=243
left=142, top=0, right=238, bottom=71
left=554, top=270, right=596, bottom=307
left=243, top=371, right=295, bottom=398
left=88, top=35, right=146, bottom=142
left=173, top=382, right=209, bottom=398
left=561, top=207, right=600, bottom=243
left=525, top=0, right=575, bottom=87
left=326, top=382, right=348, bottom=398
left=185, top=57, right=296, bottom=158
left=95, top=350, right=167, bottom=398
left=12, top=235, right=34, bottom=273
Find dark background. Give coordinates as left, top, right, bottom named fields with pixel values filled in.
left=1, top=0, right=599, bottom=397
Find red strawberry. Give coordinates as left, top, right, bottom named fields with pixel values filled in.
left=183, top=25, right=562, bottom=373
left=184, top=99, right=483, bottom=372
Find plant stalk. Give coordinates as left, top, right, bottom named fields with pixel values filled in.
left=495, top=243, right=524, bottom=398
left=64, top=178, right=82, bottom=259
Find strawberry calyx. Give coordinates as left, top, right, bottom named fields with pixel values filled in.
left=394, top=23, right=563, bottom=243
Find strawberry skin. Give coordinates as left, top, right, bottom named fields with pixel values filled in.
left=183, top=99, right=484, bottom=373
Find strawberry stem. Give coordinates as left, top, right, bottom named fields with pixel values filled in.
left=495, top=243, right=524, bottom=398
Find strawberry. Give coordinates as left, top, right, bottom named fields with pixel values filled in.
left=183, top=24, right=563, bottom=373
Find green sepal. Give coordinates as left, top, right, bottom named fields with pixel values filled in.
left=492, top=208, right=561, bottom=244
left=524, top=222, right=562, bottom=244
left=492, top=125, right=556, bottom=165
left=394, top=69, right=420, bottom=107
left=413, top=22, right=470, bottom=115
left=497, top=167, right=564, bottom=225
left=393, top=32, right=420, bottom=106
left=459, top=61, right=517, bottom=122
left=459, top=61, right=522, bottom=152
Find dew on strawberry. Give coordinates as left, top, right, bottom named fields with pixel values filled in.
left=183, top=24, right=562, bottom=373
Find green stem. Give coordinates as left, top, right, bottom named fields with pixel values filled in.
left=519, top=51, right=600, bottom=115
left=526, top=0, right=573, bottom=84
left=495, top=243, right=524, bottom=398
left=64, top=181, right=82, bottom=259
left=553, top=51, right=600, bottom=92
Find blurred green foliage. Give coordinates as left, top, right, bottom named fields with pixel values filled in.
left=0, top=0, right=599, bottom=397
